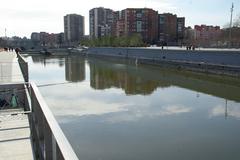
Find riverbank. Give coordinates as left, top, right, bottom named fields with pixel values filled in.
left=86, top=47, right=240, bottom=77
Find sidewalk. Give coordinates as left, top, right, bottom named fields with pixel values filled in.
left=0, top=51, right=33, bottom=160
left=0, top=51, right=24, bottom=83
left=0, top=109, right=33, bottom=160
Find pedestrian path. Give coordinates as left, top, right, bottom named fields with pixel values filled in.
left=0, top=51, right=25, bottom=83
left=0, top=51, right=33, bottom=160
left=0, top=108, right=33, bottom=160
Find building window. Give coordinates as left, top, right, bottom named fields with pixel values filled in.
left=137, top=13, right=142, bottom=18
left=136, top=21, right=142, bottom=32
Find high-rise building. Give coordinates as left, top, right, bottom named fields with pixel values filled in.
left=116, top=8, right=158, bottom=43
left=158, top=13, right=185, bottom=45
left=89, top=7, right=116, bottom=38
left=158, top=13, right=177, bottom=44
left=177, top=17, right=185, bottom=44
left=31, top=32, right=40, bottom=41
left=64, top=14, right=84, bottom=43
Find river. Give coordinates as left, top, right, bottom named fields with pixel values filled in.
left=26, top=54, right=240, bottom=160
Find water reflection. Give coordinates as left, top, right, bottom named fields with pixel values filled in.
left=65, top=56, right=85, bottom=82
left=31, top=55, right=65, bottom=67
left=210, top=99, right=240, bottom=119
left=88, top=58, right=240, bottom=102
left=89, top=60, right=160, bottom=95
left=30, top=55, right=240, bottom=102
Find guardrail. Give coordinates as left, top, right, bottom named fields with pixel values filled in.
left=28, top=82, right=79, bottom=160
left=16, top=53, right=29, bottom=82
left=2, top=52, right=78, bottom=159
left=0, top=82, right=78, bottom=159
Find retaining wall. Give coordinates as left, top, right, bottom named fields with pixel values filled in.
left=87, top=47, right=240, bottom=77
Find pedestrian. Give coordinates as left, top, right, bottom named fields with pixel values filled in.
left=192, top=46, right=195, bottom=50
left=189, top=45, right=192, bottom=50
left=10, top=93, right=18, bottom=108
left=15, top=48, right=20, bottom=54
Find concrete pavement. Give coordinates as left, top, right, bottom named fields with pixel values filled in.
left=0, top=51, right=33, bottom=160
left=0, top=51, right=24, bottom=83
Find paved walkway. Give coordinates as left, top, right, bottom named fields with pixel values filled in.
left=0, top=51, right=24, bottom=83
left=0, top=51, right=33, bottom=160
left=0, top=109, right=33, bottom=160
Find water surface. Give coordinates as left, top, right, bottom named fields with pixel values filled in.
left=27, top=55, right=240, bottom=160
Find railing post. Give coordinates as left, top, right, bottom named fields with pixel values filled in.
left=56, top=143, right=64, bottom=160
left=44, top=120, right=53, bottom=160
left=52, top=135, right=57, bottom=160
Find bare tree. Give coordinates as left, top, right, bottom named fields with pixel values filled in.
left=233, top=14, right=240, bottom=27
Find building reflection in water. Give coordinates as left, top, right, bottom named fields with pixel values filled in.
left=89, top=59, right=169, bottom=95
left=31, top=55, right=65, bottom=67
left=88, top=57, right=240, bottom=101
left=65, top=56, right=85, bottom=82
left=32, top=55, right=240, bottom=102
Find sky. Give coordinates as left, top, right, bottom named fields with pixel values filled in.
left=0, top=0, right=239, bottom=38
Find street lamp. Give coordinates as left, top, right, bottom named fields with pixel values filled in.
left=229, top=3, right=234, bottom=48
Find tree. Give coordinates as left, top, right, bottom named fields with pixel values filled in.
left=233, top=14, right=240, bottom=27
left=223, top=13, right=240, bottom=28
left=129, top=34, right=143, bottom=47
left=80, top=35, right=144, bottom=47
left=0, top=38, right=7, bottom=47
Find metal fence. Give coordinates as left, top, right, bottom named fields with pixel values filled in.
left=0, top=82, right=78, bottom=160
left=29, top=82, right=78, bottom=160
left=16, top=53, right=29, bottom=82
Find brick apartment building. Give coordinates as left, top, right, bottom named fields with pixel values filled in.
left=158, top=13, right=185, bottom=45
left=89, top=7, right=185, bottom=45
left=194, top=25, right=221, bottom=47
left=89, top=7, right=116, bottom=38
left=116, top=8, right=158, bottom=44
left=31, top=32, right=64, bottom=48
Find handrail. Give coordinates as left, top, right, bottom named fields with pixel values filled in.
left=29, top=82, right=79, bottom=160
left=16, top=52, right=29, bottom=82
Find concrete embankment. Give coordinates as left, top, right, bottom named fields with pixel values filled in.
left=86, top=47, right=240, bottom=77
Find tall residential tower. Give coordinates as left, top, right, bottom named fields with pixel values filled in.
left=89, top=7, right=116, bottom=39
left=64, top=14, right=84, bottom=43
left=116, top=8, right=159, bottom=44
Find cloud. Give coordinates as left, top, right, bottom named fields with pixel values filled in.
left=103, top=105, right=192, bottom=123
left=47, top=97, right=129, bottom=117
left=209, top=104, right=240, bottom=119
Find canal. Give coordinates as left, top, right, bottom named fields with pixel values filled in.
left=26, top=54, right=240, bottom=160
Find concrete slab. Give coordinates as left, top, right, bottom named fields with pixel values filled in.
left=0, top=51, right=24, bottom=83
left=0, top=109, right=33, bottom=160
left=0, top=51, right=33, bottom=159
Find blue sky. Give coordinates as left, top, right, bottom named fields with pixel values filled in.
left=0, top=0, right=239, bottom=38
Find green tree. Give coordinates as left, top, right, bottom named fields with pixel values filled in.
left=80, top=35, right=144, bottom=47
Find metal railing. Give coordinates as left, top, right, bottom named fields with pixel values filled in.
left=16, top=53, right=29, bottom=82
left=1, top=53, right=78, bottom=159
left=28, top=82, right=79, bottom=160
left=0, top=82, right=79, bottom=160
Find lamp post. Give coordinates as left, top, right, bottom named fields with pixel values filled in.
left=229, top=3, right=234, bottom=48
